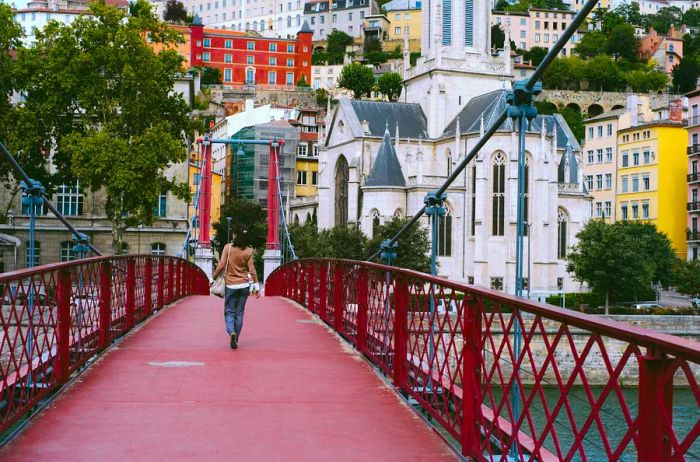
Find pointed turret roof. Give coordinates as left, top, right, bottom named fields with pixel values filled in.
left=299, top=20, right=312, bottom=33
left=365, top=127, right=406, bottom=187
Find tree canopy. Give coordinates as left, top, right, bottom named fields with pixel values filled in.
left=675, top=259, right=700, bottom=297
left=212, top=199, right=268, bottom=255
left=672, top=56, right=700, bottom=93
left=337, top=63, right=375, bottom=98
left=366, top=218, right=431, bottom=273
left=566, top=220, right=678, bottom=313
left=17, top=0, right=196, bottom=253
left=164, top=0, right=189, bottom=23
left=377, top=72, right=403, bottom=102
left=326, top=30, right=354, bottom=65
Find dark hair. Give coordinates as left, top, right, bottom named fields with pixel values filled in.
left=232, top=228, right=252, bottom=248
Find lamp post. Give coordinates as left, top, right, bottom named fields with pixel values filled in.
left=227, top=217, right=232, bottom=244
left=137, top=224, right=144, bottom=254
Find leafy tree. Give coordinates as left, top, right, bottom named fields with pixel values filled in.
left=163, top=0, right=189, bottom=22
left=683, top=8, right=700, bottom=27
left=574, top=31, right=608, bottom=59
left=647, top=6, right=683, bottom=35
left=288, top=220, right=321, bottom=258
left=494, top=0, right=509, bottom=10
left=317, top=226, right=368, bottom=259
left=561, top=106, right=585, bottom=142
left=523, top=46, right=548, bottom=66
left=410, top=51, right=420, bottom=66
left=20, top=1, right=195, bottom=253
left=542, top=56, right=584, bottom=90
left=201, top=66, right=222, bottom=85
left=625, top=69, right=668, bottom=92
left=567, top=220, right=678, bottom=313
left=606, top=24, right=639, bottom=63
left=297, top=75, right=310, bottom=87
left=312, top=51, right=330, bottom=65
left=504, top=0, right=529, bottom=12
left=337, top=62, right=375, bottom=98
left=326, top=30, right=354, bottom=65
left=365, top=50, right=388, bottom=65
left=315, top=88, right=330, bottom=107
left=366, top=218, right=431, bottom=273
left=377, top=72, right=403, bottom=101
left=364, top=37, right=382, bottom=53
left=212, top=199, right=268, bottom=255
left=672, top=56, right=700, bottom=93
left=675, top=259, right=700, bottom=297
left=614, top=3, right=643, bottom=26
left=585, top=54, right=625, bottom=91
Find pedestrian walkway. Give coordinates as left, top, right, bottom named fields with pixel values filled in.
left=1, top=295, right=455, bottom=461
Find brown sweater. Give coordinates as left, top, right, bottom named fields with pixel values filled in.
left=213, top=245, right=259, bottom=285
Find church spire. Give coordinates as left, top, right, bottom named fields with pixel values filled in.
left=366, top=129, right=406, bottom=187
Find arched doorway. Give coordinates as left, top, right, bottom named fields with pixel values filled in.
left=611, top=104, right=624, bottom=111
left=335, top=156, right=349, bottom=227
left=565, top=103, right=581, bottom=113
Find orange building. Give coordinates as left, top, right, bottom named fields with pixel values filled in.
left=638, top=26, right=683, bottom=75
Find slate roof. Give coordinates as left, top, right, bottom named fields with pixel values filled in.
left=365, top=128, right=406, bottom=187
left=299, top=20, right=312, bottom=33
left=349, top=100, right=429, bottom=139
left=441, top=89, right=582, bottom=151
left=558, top=143, right=579, bottom=184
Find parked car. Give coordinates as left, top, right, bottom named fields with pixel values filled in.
left=633, top=303, right=663, bottom=310
left=691, top=297, right=700, bottom=308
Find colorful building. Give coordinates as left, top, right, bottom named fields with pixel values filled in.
left=189, top=154, right=223, bottom=244
left=492, top=8, right=582, bottom=57
left=290, top=109, right=322, bottom=198
left=685, top=88, right=700, bottom=260
left=383, top=0, right=421, bottom=51
left=583, top=110, right=624, bottom=222
left=157, top=19, right=313, bottom=87
left=638, top=26, right=683, bottom=75
left=616, top=121, right=688, bottom=257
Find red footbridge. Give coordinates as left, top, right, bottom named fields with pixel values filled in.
left=0, top=256, right=699, bottom=461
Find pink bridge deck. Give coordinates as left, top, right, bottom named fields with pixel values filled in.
left=1, top=295, right=455, bottom=461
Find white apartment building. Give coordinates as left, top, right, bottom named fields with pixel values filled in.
left=185, top=0, right=305, bottom=38
left=492, top=8, right=582, bottom=56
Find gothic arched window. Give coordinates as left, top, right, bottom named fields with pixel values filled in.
left=437, top=206, right=452, bottom=256
left=558, top=208, right=569, bottom=259
left=446, top=148, right=452, bottom=176
left=492, top=153, right=506, bottom=236
left=335, top=156, right=349, bottom=226
left=371, top=209, right=381, bottom=237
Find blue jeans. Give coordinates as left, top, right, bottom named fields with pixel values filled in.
left=224, top=287, right=249, bottom=337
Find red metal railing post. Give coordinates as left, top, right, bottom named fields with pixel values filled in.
left=355, top=268, right=368, bottom=353
left=55, top=269, right=72, bottom=384
left=638, top=349, right=674, bottom=462
left=174, top=260, right=180, bottom=299
left=157, top=258, right=165, bottom=308
left=125, top=259, right=136, bottom=329
left=144, top=258, right=153, bottom=316
left=333, top=264, right=343, bottom=331
left=307, top=264, right=315, bottom=312
left=461, top=294, right=483, bottom=458
left=392, top=276, right=408, bottom=389
left=319, top=263, right=328, bottom=319
left=98, top=261, right=112, bottom=350
left=168, top=259, right=174, bottom=303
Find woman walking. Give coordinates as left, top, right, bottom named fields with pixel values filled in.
left=212, top=233, right=260, bottom=349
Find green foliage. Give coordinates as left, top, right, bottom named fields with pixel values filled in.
left=672, top=56, right=700, bottom=93
left=19, top=0, right=195, bottom=253
left=337, top=63, right=375, bottom=98
left=613, top=3, right=643, bottom=26
left=365, top=50, right=388, bottom=65
left=377, top=72, right=403, bottom=101
left=326, top=30, right=354, bottom=65
left=683, top=8, right=700, bottom=27
left=315, top=88, right=330, bottom=107
left=164, top=0, right=189, bottom=23
left=675, top=259, right=700, bottom=296
left=585, top=55, right=626, bottom=91
left=542, top=56, right=584, bottom=90
left=201, top=66, right=222, bottom=85
left=566, top=220, right=679, bottom=313
left=366, top=218, right=431, bottom=273
left=312, top=51, right=330, bottom=65
left=297, top=75, right=310, bottom=87
left=523, top=46, right=548, bottom=66
left=625, top=69, right=668, bottom=92
left=409, top=51, right=420, bottom=66
left=606, top=24, right=639, bottom=63
left=364, top=37, right=382, bottom=54
left=575, top=31, right=608, bottom=59
left=647, top=6, right=683, bottom=34
left=493, top=0, right=510, bottom=10
left=212, top=199, right=268, bottom=255
left=561, top=106, right=585, bottom=142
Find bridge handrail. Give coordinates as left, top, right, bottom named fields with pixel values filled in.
left=266, top=259, right=700, bottom=461
left=0, top=255, right=210, bottom=436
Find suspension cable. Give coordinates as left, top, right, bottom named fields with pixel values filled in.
left=274, top=143, right=297, bottom=262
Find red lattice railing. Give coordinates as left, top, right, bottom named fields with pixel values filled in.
left=0, top=256, right=209, bottom=434
left=266, top=259, right=700, bottom=462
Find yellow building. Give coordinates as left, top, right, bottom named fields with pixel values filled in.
left=616, top=121, right=688, bottom=257
left=188, top=159, right=223, bottom=242
left=382, top=0, right=421, bottom=52
left=295, top=157, right=319, bottom=197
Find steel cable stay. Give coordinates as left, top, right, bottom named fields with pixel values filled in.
left=273, top=143, right=297, bottom=263
left=178, top=143, right=205, bottom=258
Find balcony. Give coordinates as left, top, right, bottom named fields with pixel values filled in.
left=690, top=172, right=700, bottom=184
left=688, top=144, right=700, bottom=156
left=689, top=201, right=700, bottom=212
left=686, top=115, right=700, bottom=127
left=689, top=230, right=700, bottom=242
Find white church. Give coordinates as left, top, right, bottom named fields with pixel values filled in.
left=312, top=0, right=592, bottom=296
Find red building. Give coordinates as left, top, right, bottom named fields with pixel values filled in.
left=190, top=19, right=313, bottom=87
